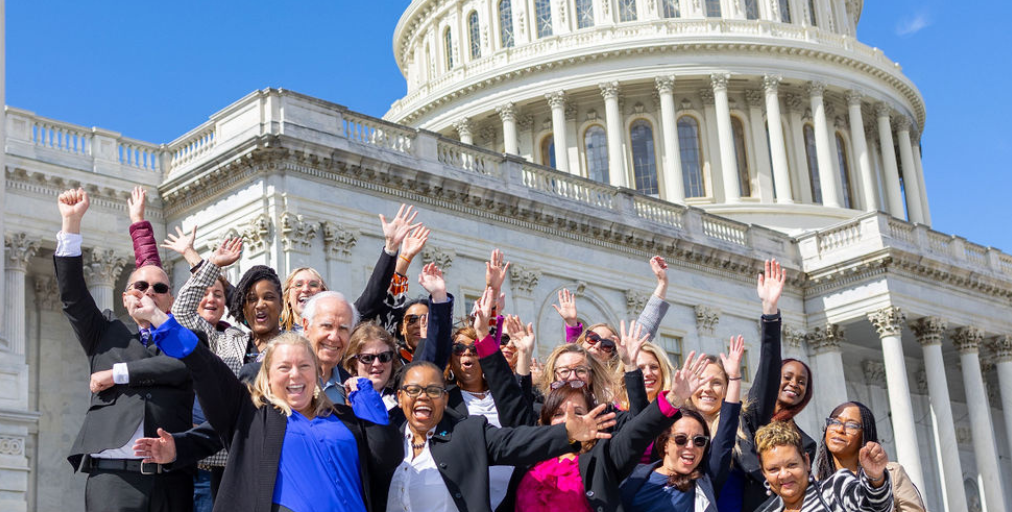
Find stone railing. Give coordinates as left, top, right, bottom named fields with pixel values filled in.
left=343, top=111, right=415, bottom=155
left=437, top=138, right=500, bottom=176
left=521, top=163, right=616, bottom=210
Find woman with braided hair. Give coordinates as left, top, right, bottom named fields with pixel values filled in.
left=229, top=264, right=284, bottom=355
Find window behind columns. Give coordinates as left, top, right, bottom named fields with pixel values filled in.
left=620, top=0, right=638, bottom=22
left=468, top=12, right=481, bottom=59
left=662, top=0, right=680, bottom=18
left=536, top=0, right=553, bottom=37
left=499, top=0, right=515, bottom=48
left=779, top=0, right=792, bottom=22
left=541, top=134, right=556, bottom=169
left=444, top=28, right=454, bottom=70
left=895, top=144, right=910, bottom=219
left=705, top=0, right=722, bottom=17
left=765, top=120, right=792, bottom=200
left=745, top=0, right=760, bottom=20
left=803, top=124, right=822, bottom=203
left=678, top=116, right=705, bottom=198
left=577, top=0, right=595, bottom=28
left=584, top=125, right=609, bottom=183
left=808, top=0, right=818, bottom=26
left=835, top=133, right=855, bottom=209
left=731, top=116, right=753, bottom=197
left=630, top=120, right=659, bottom=195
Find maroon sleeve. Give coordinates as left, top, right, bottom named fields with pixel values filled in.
left=129, top=220, right=162, bottom=268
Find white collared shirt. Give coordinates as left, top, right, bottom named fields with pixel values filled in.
left=459, top=389, right=513, bottom=510
left=386, top=426, right=459, bottom=512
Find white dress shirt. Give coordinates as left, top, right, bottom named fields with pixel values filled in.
left=460, top=389, right=513, bottom=510
left=386, top=426, right=459, bottom=512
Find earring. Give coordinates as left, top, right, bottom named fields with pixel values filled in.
left=764, top=480, right=772, bottom=496
left=313, top=385, right=321, bottom=400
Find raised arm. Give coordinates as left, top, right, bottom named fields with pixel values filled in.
left=356, top=204, right=420, bottom=321
left=835, top=442, right=894, bottom=512
left=411, top=263, right=454, bottom=369
left=483, top=403, right=616, bottom=466
left=160, top=225, right=202, bottom=268
left=617, top=320, right=651, bottom=416
left=634, top=256, right=671, bottom=338
left=169, top=237, right=243, bottom=345
left=749, top=259, right=785, bottom=426
left=54, top=188, right=109, bottom=356
left=127, top=186, right=163, bottom=269
left=551, top=288, right=583, bottom=343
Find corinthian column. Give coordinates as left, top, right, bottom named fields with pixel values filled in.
left=894, top=116, right=924, bottom=223
left=952, top=327, right=1006, bottom=510
left=711, top=73, right=742, bottom=202
left=911, top=141, right=932, bottom=226
left=496, top=103, right=519, bottom=155
left=599, top=81, right=627, bottom=187
left=4, top=233, right=39, bottom=355
left=546, top=91, right=571, bottom=174
left=655, top=76, right=684, bottom=201
left=846, top=91, right=878, bottom=212
left=806, top=324, right=848, bottom=417
left=867, top=307, right=924, bottom=491
left=763, top=74, right=793, bottom=203
left=84, top=249, right=127, bottom=312
left=454, top=118, right=474, bottom=145
left=807, top=81, right=842, bottom=208
left=990, top=335, right=1012, bottom=505
left=912, top=317, right=968, bottom=512
left=875, top=104, right=905, bottom=218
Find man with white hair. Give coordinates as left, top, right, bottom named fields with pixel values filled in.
left=301, top=291, right=360, bottom=404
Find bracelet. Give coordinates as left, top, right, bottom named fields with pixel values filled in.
left=868, top=474, right=885, bottom=485
left=727, top=376, right=742, bottom=381
left=399, top=254, right=412, bottom=263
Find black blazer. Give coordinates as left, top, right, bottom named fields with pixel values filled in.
left=55, top=255, right=194, bottom=470
left=384, top=407, right=577, bottom=512
left=173, top=337, right=402, bottom=512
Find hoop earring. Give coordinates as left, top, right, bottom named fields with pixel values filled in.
left=764, top=480, right=772, bottom=496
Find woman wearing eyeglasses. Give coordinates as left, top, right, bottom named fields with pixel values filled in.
left=343, top=322, right=404, bottom=410
left=815, top=402, right=925, bottom=512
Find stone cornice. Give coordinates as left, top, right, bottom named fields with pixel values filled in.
left=4, top=166, right=167, bottom=222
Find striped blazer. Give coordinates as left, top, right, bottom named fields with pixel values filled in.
left=757, top=468, right=893, bottom=512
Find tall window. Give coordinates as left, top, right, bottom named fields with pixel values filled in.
left=745, top=0, right=759, bottom=20
left=779, top=0, right=792, bottom=22
left=499, top=0, right=515, bottom=47
left=803, top=124, right=822, bottom=203
left=468, top=12, right=481, bottom=59
left=662, top=0, right=680, bottom=18
left=658, top=333, right=683, bottom=367
left=731, top=117, right=752, bottom=197
left=541, top=135, right=556, bottom=169
left=835, top=133, right=854, bottom=208
left=620, top=0, right=638, bottom=22
left=577, top=0, right=595, bottom=28
left=705, top=0, right=722, bottom=17
left=808, top=0, right=818, bottom=26
left=444, top=28, right=454, bottom=70
left=536, top=0, right=553, bottom=37
left=585, top=125, right=609, bottom=183
left=678, top=116, right=705, bottom=198
left=630, top=120, right=658, bottom=195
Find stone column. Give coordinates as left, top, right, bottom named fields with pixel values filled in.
left=711, top=73, right=742, bottom=202
left=599, top=81, right=628, bottom=187
left=496, top=102, right=519, bottom=155
left=952, top=327, right=1006, bottom=510
left=546, top=91, right=571, bottom=174
left=911, top=142, right=932, bottom=226
left=763, top=74, right=793, bottom=203
left=875, top=104, right=905, bottom=218
left=655, top=76, right=685, bottom=202
left=806, top=81, right=842, bottom=208
left=912, top=317, right=968, bottom=512
left=454, top=118, right=474, bottom=145
left=806, top=324, right=848, bottom=419
left=846, top=91, right=878, bottom=212
left=867, top=307, right=924, bottom=491
left=84, top=249, right=127, bottom=312
left=991, top=336, right=1012, bottom=480
left=785, top=93, right=812, bottom=203
left=3, top=234, right=39, bottom=355
left=894, top=116, right=924, bottom=223
left=746, top=89, right=774, bottom=203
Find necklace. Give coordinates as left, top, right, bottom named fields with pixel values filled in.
left=411, top=440, right=427, bottom=450
left=462, top=389, right=489, bottom=400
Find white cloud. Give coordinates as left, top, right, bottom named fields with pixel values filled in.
left=896, top=11, right=931, bottom=37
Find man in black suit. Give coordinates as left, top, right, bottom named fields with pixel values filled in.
left=55, top=188, right=194, bottom=512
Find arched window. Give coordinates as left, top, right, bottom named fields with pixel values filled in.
left=803, top=124, right=822, bottom=203
left=468, top=12, right=481, bottom=59
left=808, top=0, right=818, bottom=26
left=662, top=0, right=680, bottom=18
left=535, top=0, right=553, bottom=37
left=678, top=116, right=705, bottom=198
left=705, top=0, right=722, bottom=17
left=499, top=0, right=515, bottom=47
left=630, top=120, right=658, bottom=195
left=835, top=133, right=855, bottom=208
left=576, top=0, right=595, bottom=28
left=620, top=0, right=638, bottom=22
left=779, top=0, right=792, bottom=22
left=745, top=0, right=759, bottom=20
left=541, top=135, right=556, bottom=169
left=731, top=117, right=752, bottom=197
left=584, top=125, right=609, bottom=183
left=444, top=28, right=454, bottom=70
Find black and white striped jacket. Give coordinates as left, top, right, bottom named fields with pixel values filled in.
left=757, top=469, right=893, bottom=512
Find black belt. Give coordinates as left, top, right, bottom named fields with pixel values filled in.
left=87, top=457, right=164, bottom=475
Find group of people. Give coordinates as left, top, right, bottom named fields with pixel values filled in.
left=56, top=186, right=928, bottom=512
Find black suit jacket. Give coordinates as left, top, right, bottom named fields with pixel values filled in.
left=55, top=255, right=194, bottom=470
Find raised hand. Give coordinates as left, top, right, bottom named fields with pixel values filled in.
left=551, top=288, right=579, bottom=327
left=209, top=237, right=243, bottom=268
left=417, top=262, right=447, bottom=302
left=504, top=315, right=535, bottom=356
left=472, top=286, right=495, bottom=340
left=58, top=188, right=90, bottom=234
left=563, top=402, right=617, bottom=442
left=617, top=319, right=650, bottom=370
left=132, top=428, right=177, bottom=464
left=401, top=225, right=430, bottom=260
left=649, top=255, right=669, bottom=300
left=485, top=249, right=511, bottom=292
left=127, top=186, right=147, bottom=224
left=720, top=335, right=745, bottom=379
left=380, top=204, right=421, bottom=253
left=668, top=351, right=710, bottom=408
left=859, top=442, right=889, bottom=485
left=160, top=225, right=201, bottom=266
left=757, top=259, right=786, bottom=315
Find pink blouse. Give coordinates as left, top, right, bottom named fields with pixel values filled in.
left=516, top=456, right=593, bottom=512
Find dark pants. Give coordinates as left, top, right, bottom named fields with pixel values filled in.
left=85, top=468, right=193, bottom=512
left=193, top=469, right=212, bottom=512
left=210, top=466, right=225, bottom=502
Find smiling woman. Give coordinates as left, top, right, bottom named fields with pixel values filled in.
left=280, top=267, right=327, bottom=331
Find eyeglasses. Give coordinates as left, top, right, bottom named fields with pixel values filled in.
left=131, top=281, right=170, bottom=294
left=670, top=434, right=709, bottom=448
left=825, top=417, right=863, bottom=433
left=554, top=366, right=592, bottom=380
left=294, top=280, right=322, bottom=289
left=405, top=314, right=427, bottom=326
left=452, top=343, right=477, bottom=356
left=584, top=332, right=616, bottom=353
left=356, top=351, right=394, bottom=365
left=550, top=380, right=588, bottom=390
left=399, top=385, right=447, bottom=398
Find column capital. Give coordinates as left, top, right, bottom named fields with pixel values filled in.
left=784, top=93, right=803, bottom=112
left=33, top=275, right=60, bottom=311
left=868, top=306, right=907, bottom=338
left=845, top=89, right=864, bottom=106
left=421, top=245, right=455, bottom=272
left=83, top=248, right=128, bottom=289
left=453, top=118, right=474, bottom=138
left=509, top=265, right=542, bottom=295
left=745, top=89, right=764, bottom=107
left=762, top=74, right=783, bottom=93
left=495, top=102, right=517, bottom=122
left=952, top=326, right=984, bottom=354
left=911, top=316, right=948, bottom=346
left=874, top=102, right=893, bottom=119
left=894, top=115, right=912, bottom=132
left=654, top=76, right=675, bottom=95
left=546, top=90, right=568, bottom=109
left=4, top=233, right=40, bottom=271
left=599, top=81, right=621, bottom=100
left=694, top=305, right=720, bottom=336
left=709, top=73, right=730, bottom=92
left=805, top=81, right=827, bottom=98
left=698, top=88, right=715, bottom=106
left=862, top=360, right=887, bottom=386
left=782, top=324, right=806, bottom=349
left=280, top=211, right=319, bottom=253
left=989, top=335, right=1012, bottom=362
left=806, top=324, right=846, bottom=353
left=322, top=221, right=359, bottom=260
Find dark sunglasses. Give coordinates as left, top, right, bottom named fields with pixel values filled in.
left=356, top=351, right=394, bottom=365
left=584, top=332, right=616, bottom=352
left=550, top=380, right=588, bottom=390
left=489, top=326, right=511, bottom=346
left=131, top=281, right=170, bottom=294
left=670, top=434, right=709, bottom=448
left=452, top=343, right=477, bottom=356
left=405, top=314, right=426, bottom=326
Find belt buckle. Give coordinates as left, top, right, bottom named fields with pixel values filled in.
left=140, top=461, right=161, bottom=475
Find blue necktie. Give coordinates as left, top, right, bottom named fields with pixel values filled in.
left=140, top=329, right=151, bottom=347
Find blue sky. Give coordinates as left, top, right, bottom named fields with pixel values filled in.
left=8, top=1, right=1011, bottom=252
